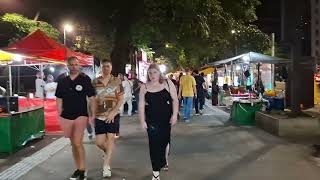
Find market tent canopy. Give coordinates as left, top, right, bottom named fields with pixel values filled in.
left=199, top=67, right=215, bottom=75
left=0, top=50, right=14, bottom=63
left=207, top=52, right=291, bottom=67
left=2, top=29, right=93, bottom=66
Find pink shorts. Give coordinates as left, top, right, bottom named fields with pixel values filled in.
left=59, top=116, right=88, bottom=138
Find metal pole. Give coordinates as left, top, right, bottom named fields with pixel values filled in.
left=9, top=65, right=12, bottom=96
left=92, top=60, right=95, bottom=78
left=231, top=61, right=234, bottom=86
left=271, top=33, right=275, bottom=89
left=136, top=50, right=139, bottom=80
left=17, top=66, right=20, bottom=94
left=64, top=28, right=66, bottom=46
left=235, top=45, right=238, bottom=55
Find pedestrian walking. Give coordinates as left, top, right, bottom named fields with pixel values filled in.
left=55, top=57, right=96, bottom=180
left=132, top=73, right=140, bottom=113
left=177, top=72, right=184, bottom=109
left=178, top=68, right=197, bottom=122
left=92, top=59, right=124, bottom=178
left=200, top=72, right=209, bottom=99
left=120, top=74, right=133, bottom=116
left=169, top=74, right=178, bottom=89
left=193, top=70, right=206, bottom=115
left=211, top=80, right=219, bottom=106
left=139, top=63, right=179, bottom=180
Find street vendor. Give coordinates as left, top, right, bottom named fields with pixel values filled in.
left=35, top=72, right=45, bottom=99
left=44, top=74, right=57, bottom=99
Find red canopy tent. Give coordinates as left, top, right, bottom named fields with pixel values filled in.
left=3, top=29, right=93, bottom=66
left=1, top=30, right=94, bottom=133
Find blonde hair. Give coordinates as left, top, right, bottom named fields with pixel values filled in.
left=147, top=63, right=165, bottom=83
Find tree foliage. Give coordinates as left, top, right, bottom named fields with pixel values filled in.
left=129, top=0, right=270, bottom=70
left=72, top=22, right=114, bottom=60
left=0, top=13, right=60, bottom=44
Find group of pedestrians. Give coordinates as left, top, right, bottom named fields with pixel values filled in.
left=56, top=57, right=178, bottom=180
left=178, top=68, right=208, bottom=122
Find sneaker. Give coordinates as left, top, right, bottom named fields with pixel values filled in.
left=195, top=113, right=200, bottom=116
left=103, top=166, right=112, bottom=178
left=70, top=170, right=87, bottom=180
left=199, top=110, right=203, bottom=115
left=88, top=134, right=93, bottom=140
left=162, top=164, right=169, bottom=171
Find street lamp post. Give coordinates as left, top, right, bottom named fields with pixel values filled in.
left=63, top=24, right=73, bottom=46
left=231, top=30, right=238, bottom=85
left=231, top=30, right=239, bottom=55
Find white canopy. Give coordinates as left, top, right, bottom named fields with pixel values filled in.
left=207, top=52, right=291, bottom=67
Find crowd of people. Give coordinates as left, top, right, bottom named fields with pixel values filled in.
left=51, top=56, right=208, bottom=180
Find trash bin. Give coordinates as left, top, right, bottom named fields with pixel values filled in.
left=230, top=102, right=262, bottom=126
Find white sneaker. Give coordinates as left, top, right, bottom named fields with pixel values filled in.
left=103, top=166, right=112, bottom=178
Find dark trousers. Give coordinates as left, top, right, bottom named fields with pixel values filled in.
left=87, top=123, right=93, bottom=134
left=212, top=94, right=218, bottom=106
left=132, top=94, right=139, bottom=113
left=194, top=95, right=205, bottom=113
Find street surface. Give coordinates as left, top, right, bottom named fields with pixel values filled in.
left=1, top=103, right=320, bottom=180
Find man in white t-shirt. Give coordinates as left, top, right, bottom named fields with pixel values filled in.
left=35, top=72, right=45, bottom=98
left=120, top=75, right=133, bottom=116
left=44, top=74, right=57, bottom=99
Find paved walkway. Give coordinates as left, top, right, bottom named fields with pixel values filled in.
left=1, top=103, right=320, bottom=180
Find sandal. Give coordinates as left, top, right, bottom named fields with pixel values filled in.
left=152, top=174, right=160, bottom=180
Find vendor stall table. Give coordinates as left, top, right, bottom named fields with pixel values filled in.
left=230, top=101, right=263, bottom=126
left=0, top=106, right=44, bottom=153
left=263, top=96, right=285, bottom=111
left=19, top=97, right=61, bottom=132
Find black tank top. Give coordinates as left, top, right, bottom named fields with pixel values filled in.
left=145, top=83, right=173, bottom=126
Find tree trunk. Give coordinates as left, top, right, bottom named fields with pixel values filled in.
left=111, top=28, right=130, bottom=75
left=110, top=0, right=144, bottom=75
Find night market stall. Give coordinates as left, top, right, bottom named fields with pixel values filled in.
left=207, top=52, right=291, bottom=125
left=0, top=30, right=93, bottom=153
